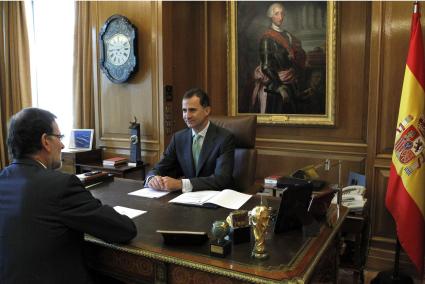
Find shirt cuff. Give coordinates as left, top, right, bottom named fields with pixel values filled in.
left=182, top=179, right=193, bottom=192
left=145, top=175, right=154, bottom=187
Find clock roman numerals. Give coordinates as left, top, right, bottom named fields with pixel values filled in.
left=106, top=33, right=131, bottom=66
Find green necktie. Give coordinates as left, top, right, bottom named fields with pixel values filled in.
left=192, top=134, right=202, bottom=169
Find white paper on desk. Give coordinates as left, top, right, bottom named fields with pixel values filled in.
left=128, top=188, right=169, bottom=198
left=169, top=189, right=252, bottom=210
left=113, top=206, right=146, bottom=219
left=209, top=189, right=252, bottom=209
left=169, top=190, right=218, bottom=206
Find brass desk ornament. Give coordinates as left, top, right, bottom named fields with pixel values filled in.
left=210, top=220, right=231, bottom=257
left=249, top=205, right=271, bottom=259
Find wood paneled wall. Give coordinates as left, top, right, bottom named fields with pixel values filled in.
left=162, top=1, right=228, bottom=146
left=89, top=1, right=422, bottom=274
left=91, top=1, right=163, bottom=166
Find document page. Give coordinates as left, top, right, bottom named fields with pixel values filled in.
left=208, top=189, right=252, bottom=210
left=128, top=188, right=169, bottom=198
left=168, top=189, right=251, bottom=210
left=169, top=191, right=218, bottom=206
left=113, top=206, right=146, bottom=219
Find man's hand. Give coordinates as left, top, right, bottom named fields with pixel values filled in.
left=161, top=177, right=182, bottom=191
left=148, top=175, right=182, bottom=192
left=148, top=175, right=164, bottom=190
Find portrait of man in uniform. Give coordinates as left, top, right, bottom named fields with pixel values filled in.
left=235, top=2, right=328, bottom=116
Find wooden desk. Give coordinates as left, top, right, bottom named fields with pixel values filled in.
left=61, top=149, right=102, bottom=174
left=76, top=163, right=146, bottom=181
left=84, top=179, right=348, bottom=284
left=340, top=203, right=369, bottom=283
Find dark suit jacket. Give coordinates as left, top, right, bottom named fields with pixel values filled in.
left=148, top=122, right=235, bottom=191
left=0, top=159, right=137, bottom=284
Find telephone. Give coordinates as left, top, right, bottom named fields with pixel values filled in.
left=342, top=185, right=366, bottom=196
left=332, top=185, right=366, bottom=204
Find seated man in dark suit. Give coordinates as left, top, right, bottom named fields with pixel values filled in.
left=147, top=88, right=235, bottom=192
left=0, top=108, right=137, bottom=284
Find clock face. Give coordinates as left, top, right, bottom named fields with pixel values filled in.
left=107, top=33, right=131, bottom=66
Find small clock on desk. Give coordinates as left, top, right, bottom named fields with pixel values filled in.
left=99, top=14, right=137, bottom=83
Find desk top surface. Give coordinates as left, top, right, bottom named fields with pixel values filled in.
left=86, top=178, right=348, bottom=283
left=76, top=162, right=144, bottom=171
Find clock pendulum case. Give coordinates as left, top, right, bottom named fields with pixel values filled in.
left=99, top=14, right=137, bottom=83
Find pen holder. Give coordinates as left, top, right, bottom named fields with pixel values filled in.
left=230, top=226, right=251, bottom=244
left=226, top=210, right=250, bottom=244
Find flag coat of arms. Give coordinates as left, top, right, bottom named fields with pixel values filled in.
left=385, top=3, right=425, bottom=277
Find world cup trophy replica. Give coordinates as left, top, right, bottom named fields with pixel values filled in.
left=249, top=205, right=271, bottom=259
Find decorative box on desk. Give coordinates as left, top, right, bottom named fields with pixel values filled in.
left=76, top=162, right=146, bottom=181
left=61, top=149, right=102, bottom=174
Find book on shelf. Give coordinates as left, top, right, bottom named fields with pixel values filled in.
left=102, top=157, right=128, bottom=166
left=264, top=175, right=282, bottom=185
left=168, top=189, right=252, bottom=210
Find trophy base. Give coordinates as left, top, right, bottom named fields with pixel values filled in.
left=251, top=250, right=269, bottom=259
left=210, top=240, right=232, bottom=257
left=231, top=226, right=250, bottom=244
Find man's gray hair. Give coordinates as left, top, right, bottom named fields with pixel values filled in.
left=267, top=3, right=285, bottom=18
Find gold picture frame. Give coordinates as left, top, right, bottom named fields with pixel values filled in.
left=228, top=1, right=337, bottom=126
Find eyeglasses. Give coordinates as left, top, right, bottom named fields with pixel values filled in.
left=47, top=133, right=65, bottom=141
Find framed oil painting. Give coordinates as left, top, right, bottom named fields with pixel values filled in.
left=228, top=1, right=337, bottom=125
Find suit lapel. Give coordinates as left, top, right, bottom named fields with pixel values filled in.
left=196, top=124, right=217, bottom=176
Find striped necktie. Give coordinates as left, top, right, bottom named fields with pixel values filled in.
left=192, top=134, right=202, bottom=169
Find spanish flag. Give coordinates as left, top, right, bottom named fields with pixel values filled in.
left=385, top=2, right=425, bottom=277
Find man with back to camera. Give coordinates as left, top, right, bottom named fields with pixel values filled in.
left=0, top=108, right=137, bottom=283
left=147, top=88, right=235, bottom=192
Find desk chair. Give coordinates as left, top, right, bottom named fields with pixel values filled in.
left=210, top=115, right=257, bottom=193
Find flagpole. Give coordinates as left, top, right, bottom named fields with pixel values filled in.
left=373, top=0, right=424, bottom=282
left=370, top=238, right=414, bottom=284
left=393, top=238, right=401, bottom=279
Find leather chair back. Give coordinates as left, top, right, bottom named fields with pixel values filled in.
left=210, top=115, right=257, bottom=193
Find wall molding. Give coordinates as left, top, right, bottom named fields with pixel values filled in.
left=257, top=138, right=368, bottom=149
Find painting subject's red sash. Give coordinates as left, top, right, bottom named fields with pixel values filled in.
left=262, top=29, right=295, bottom=59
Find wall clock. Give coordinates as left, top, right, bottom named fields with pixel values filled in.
left=99, top=15, right=137, bottom=84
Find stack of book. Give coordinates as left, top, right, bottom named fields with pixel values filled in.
left=102, top=157, right=128, bottom=167
left=264, top=175, right=282, bottom=186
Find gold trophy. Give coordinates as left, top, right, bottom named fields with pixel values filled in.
left=249, top=205, right=271, bottom=259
